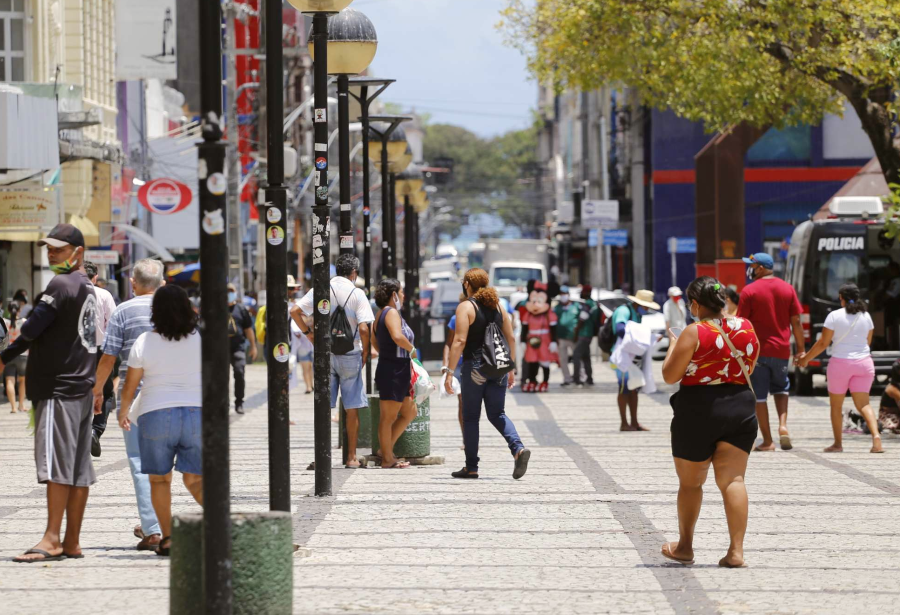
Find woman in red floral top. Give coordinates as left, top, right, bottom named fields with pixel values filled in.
left=660, top=277, right=760, bottom=569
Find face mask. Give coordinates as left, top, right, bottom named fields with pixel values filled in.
left=392, top=292, right=400, bottom=308
left=49, top=251, right=80, bottom=275
left=637, top=306, right=648, bottom=316
left=746, top=266, right=755, bottom=280
left=690, top=302, right=699, bottom=319
left=227, top=291, right=237, bottom=303
left=559, top=294, right=570, bottom=303
left=461, top=282, right=467, bottom=296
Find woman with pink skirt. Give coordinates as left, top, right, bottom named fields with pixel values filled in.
left=798, top=283, right=883, bottom=453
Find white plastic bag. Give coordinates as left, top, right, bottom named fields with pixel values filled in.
left=439, top=371, right=462, bottom=398
left=412, top=359, right=436, bottom=404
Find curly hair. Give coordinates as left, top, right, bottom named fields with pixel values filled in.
left=464, top=268, right=499, bottom=310
left=151, top=285, right=198, bottom=341
left=840, top=283, right=867, bottom=315
left=374, top=278, right=402, bottom=309
left=686, top=276, right=726, bottom=313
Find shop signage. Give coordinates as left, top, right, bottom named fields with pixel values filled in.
left=0, top=189, right=58, bottom=229
left=138, top=178, right=192, bottom=215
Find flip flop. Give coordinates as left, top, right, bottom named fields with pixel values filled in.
left=779, top=434, right=793, bottom=450
left=660, top=543, right=694, bottom=566
left=13, top=548, right=65, bottom=563
left=383, top=461, right=410, bottom=469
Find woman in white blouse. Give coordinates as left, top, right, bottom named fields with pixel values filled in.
left=119, top=285, right=203, bottom=556
left=798, top=283, right=882, bottom=453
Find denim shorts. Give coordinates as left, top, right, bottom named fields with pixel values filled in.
left=331, top=351, right=368, bottom=409
left=749, top=356, right=790, bottom=402
left=138, top=407, right=203, bottom=476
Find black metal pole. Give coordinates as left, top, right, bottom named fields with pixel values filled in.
left=338, top=75, right=352, bottom=255
left=359, top=87, right=373, bottom=392
left=411, top=209, right=421, bottom=344
left=264, top=0, right=291, bottom=513
left=388, top=173, right=397, bottom=278
left=403, top=194, right=413, bottom=316
left=380, top=138, right=391, bottom=280
left=197, top=0, right=231, bottom=611
left=312, top=13, right=332, bottom=496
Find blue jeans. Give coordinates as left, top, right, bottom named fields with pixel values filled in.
left=331, top=351, right=368, bottom=409
left=460, top=359, right=524, bottom=472
left=138, top=407, right=203, bottom=476
left=749, top=356, right=790, bottom=402
left=123, top=420, right=161, bottom=537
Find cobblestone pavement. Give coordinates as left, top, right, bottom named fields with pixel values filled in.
left=1, top=361, right=899, bottom=614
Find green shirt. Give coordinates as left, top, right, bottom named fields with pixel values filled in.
left=576, top=300, right=602, bottom=338
left=553, top=301, right=582, bottom=340
left=612, top=303, right=641, bottom=330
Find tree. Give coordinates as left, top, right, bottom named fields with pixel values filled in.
left=423, top=123, right=542, bottom=237
left=501, top=0, right=900, bottom=186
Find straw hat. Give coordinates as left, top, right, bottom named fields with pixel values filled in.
left=628, top=289, right=660, bottom=310
left=287, top=275, right=301, bottom=288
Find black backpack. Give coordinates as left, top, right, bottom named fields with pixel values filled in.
left=330, top=286, right=358, bottom=356
left=599, top=304, right=634, bottom=354
left=471, top=299, right=515, bottom=379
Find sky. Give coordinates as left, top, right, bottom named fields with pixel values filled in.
left=349, top=0, right=536, bottom=137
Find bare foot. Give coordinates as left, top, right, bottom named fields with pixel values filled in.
left=823, top=444, right=843, bottom=453
left=13, top=540, right=64, bottom=562
left=620, top=424, right=635, bottom=432
left=871, top=438, right=884, bottom=454
left=718, top=553, right=746, bottom=568
left=632, top=424, right=650, bottom=432
left=754, top=442, right=776, bottom=452
left=661, top=541, right=694, bottom=565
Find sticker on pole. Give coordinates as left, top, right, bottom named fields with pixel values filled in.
left=267, top=225, right=285, bottom=246
left=138, top=178, right=192, bottom=215
left=206, top=172, right=226, bottom=196
left=314, top=108, right=327, bottom=123
left=316, top=187, right=328, bottom=200
left=202, top=209, right=225, bottom=235
left=315, top=171, right=322, bottom=186
left=266, top=207, right=282, bottom=224
left=315, top=143, right=327, bottom=152
left=317, top=299, right=331, bottom=315
left=315, top=157, right=327, bottom=170
left=273, top=343, right=291, bottom=363
left=340, top=236, right=353, bottom=249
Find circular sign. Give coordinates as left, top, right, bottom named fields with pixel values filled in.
left=207, top=173, right=226, bottom=196
left=273, top=343, right=291, bottom=363
left=138, top=178, right=193, bottom=215
left=317, top=299, right=331, bottom=315
left=266, top=207, right=282, bottom=224
left=267, top=225, right=284, bottom=246
left=315, top=157, right=327, bottom=170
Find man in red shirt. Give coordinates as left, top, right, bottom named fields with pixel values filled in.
left=737, top=253, right=805, bottom=451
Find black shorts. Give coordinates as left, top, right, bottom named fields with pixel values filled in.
left=375, top=358, right=412, bottom=402
left=670, top=384, right=758, bottom=462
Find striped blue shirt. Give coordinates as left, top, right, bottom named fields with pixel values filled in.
left=102, top=295, right=153, bottom=403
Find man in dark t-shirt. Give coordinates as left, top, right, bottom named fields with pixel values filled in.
left=228, top=283, right=257, bottom=414
left=737, top=252, right=805, bottom=452
left=0, top=224, right=98, bottom=562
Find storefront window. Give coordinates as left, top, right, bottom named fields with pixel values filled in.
left=0, top=1, right=25, bottom=82
left=747, top=125, right=811, bottom=163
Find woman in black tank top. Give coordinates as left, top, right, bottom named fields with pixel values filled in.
left=444, top=269, right=531, bottom=480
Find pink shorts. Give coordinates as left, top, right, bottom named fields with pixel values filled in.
left=826, top=357, right=875, bottom=395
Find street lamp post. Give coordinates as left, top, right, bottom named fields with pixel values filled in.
left=408, top=188, right=430, bottom=343
left=309, top=9, right=378, bottom=256
left=368, top=117, right=411, bottom=279
left=347, top=78, right=394, bottom=392
left=395, top=166, right=424, bottom=318
left=197, top=0, right=231, bottom=611
left=290, top=0, right=355, bottom=497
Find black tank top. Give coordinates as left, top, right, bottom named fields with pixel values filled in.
left=463, top=298, right=501, bottom=361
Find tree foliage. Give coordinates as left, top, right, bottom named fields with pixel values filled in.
left=423, top=123, right=542, bottom=237
left=501, top=0, right=900, bottom=184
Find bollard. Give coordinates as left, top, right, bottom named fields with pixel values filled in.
left=339, top=396, right=374, bottom=465
left=170, top=512, right=293, bottom=615
left=371, top=396, right=431, bottom=459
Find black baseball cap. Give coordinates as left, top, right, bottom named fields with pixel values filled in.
left=38, top=223, right=85, bottom=249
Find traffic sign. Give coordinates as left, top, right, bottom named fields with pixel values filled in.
left=138, top=178, right=192, bottom=215
left=582, top=200, right=619, bottom=228
left=602, top=229, right=628, bottom=247
left=667, top=237, right=697, bottom=254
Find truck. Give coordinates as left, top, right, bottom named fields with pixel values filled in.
left=786, top=196, right=900, bottom=394
left=482, top=239, right=551, bottom=298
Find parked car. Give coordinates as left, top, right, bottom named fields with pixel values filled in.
left=582, top=289, right=667, bottom=360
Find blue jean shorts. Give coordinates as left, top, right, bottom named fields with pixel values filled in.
left=331, top=351, right=368, bottom=410
left=749, top=356, right=790, bottom=402
left=138, top=407, right=203, bottom=476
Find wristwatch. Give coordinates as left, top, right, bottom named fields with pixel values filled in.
left=441, top=365, right=451, bottom=374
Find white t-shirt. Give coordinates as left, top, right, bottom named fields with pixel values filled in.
left=297, top=275, right=374, bottom=352
left=824, top=308, right=874, bottom=360
left=127, top=331, right=202, bottom=420
left=93, top=284, right=117, bottom=346
left=663, top=298, right=687, bottom=331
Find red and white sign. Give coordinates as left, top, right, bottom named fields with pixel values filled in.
left=138, top=178, right=192, bottom=215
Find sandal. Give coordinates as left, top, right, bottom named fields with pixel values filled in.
left=383, top=461, right=410, bottom=469
left=13, top=548, right=65, bottom=563
left=156, top=536, right=172, bottom=557
left=661, top=542, right=694, bottom=566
